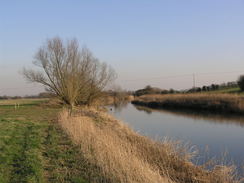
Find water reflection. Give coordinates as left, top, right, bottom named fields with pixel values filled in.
left=112, top=100, right=129, bottom=112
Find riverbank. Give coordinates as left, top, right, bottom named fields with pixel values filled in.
left=58, top=107, right=240, bottom=183
left=132, top=94, right=244, bottom=115
left=1, top=98, right=241, bottom=182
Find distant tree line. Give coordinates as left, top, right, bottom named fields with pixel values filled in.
left=187, top=81, right=238, bottom=93
left=187, top=75, right=244, bottom=93
left=0, top=96, right=22, bottom=100
left=135, top=85, right=162, bottom=96
left=133, top=80, right=241, bottom=96
left=134, top=85, right=180, bottom=96
left=0, top=92, right=54, bottom=100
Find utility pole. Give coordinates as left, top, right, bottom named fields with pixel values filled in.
left=193, top=73, right=195, bottom=89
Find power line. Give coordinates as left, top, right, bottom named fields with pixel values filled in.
left=121, top=74, right=193, bottom=82
left=119, top=70, right=244, bottom=82
left=193, top=73, right=195, bottom=88
left=197, top=70, right=244, bottom=75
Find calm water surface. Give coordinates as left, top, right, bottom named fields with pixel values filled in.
left=108, top=103, right=244, bottom=172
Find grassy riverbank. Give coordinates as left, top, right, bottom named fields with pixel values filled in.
left=132, top=94, right=244, bottom=115
left=0, top=98, right=241, bottom=182
left=59, top=107, right=240, bottom=183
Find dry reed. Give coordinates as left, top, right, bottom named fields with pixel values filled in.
left=58, top=107, right=240, bottom=183
left=132, top=94, right=244, bottom=114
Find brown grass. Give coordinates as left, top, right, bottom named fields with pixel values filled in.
left=58, top=107, right=240, bottom=183
left=132, top=94, right=244, bottom=114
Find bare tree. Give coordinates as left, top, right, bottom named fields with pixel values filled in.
left=23, top=37, right=116, bottom=109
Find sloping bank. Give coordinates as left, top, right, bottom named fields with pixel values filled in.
left=132, top=94, right=244, bottom=115
left=58, top=107, right=240, bottom=183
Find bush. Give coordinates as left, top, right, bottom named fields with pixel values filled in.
left=237, top=75, right=244, bottom=91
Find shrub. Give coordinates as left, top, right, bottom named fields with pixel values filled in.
left=237, top=75, right=244, bottom=91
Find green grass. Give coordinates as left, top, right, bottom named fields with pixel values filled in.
left=0, top=99, right=88, bottom=183
left=205, top=87, right=243, bottom=94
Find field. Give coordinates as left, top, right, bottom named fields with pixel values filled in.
left=0, top=99, right=88, bottom=183
left=0, top=98, right=48, bottom=106
left=203, top=87, right=243, bottom=94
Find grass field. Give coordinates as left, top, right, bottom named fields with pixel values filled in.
left=203, top=87, right=243, bottom=94
left=0, top=98, right=48, bottom=106
left=0, top=99, right=88, bottom=183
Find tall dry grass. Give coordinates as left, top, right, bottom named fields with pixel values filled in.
left=59, top=109, right=171, bottom=183
left=58, top=107, right=240, bottom=183
left=132, top=94, right=244, bottom=114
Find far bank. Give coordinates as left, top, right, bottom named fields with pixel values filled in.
left=132, top=94, right=244, bottom=115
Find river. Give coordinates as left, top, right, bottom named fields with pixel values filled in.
left=108, top=102, right=244, bottom=173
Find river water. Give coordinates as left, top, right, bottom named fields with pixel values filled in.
left=108, top=103, right=244, bottom=173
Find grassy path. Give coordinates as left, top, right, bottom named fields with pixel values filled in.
left=0, top=102, right=88, bottom=183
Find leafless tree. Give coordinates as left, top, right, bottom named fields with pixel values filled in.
left=109, top=84, right=128, bottom=104
left=23, top=37, right=116, bottom=109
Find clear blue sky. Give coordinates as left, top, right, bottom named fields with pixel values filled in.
left=1, top=0, right=244, bottom=95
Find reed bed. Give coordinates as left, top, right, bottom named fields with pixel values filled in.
left=132, top=94, right=244, bottom=114
left=58, top=107, right=241, bottom=183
